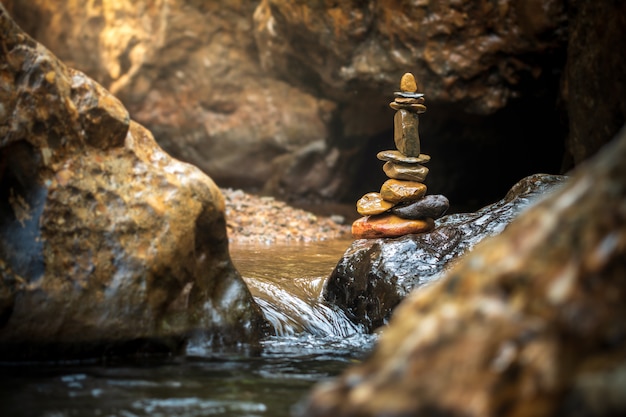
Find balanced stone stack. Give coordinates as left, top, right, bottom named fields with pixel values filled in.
left=352, top=73, right=449, bottom=239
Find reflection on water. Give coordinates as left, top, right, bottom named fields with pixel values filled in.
left=0, top=239, right=375, bottom=417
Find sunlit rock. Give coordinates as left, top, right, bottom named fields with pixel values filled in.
left=302, top=126, right=626, bottom=417
left=0, top=6, right=267, bottom=360
left=329, top=173, right=567, bottom=332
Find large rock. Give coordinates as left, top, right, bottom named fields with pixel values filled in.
left=0, top=6, right=267, bottom=360
left=325, top=173, right=566, bottom=332
left=298, top=127, right=626, bottom=417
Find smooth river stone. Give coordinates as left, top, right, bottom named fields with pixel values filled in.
left=377, top=150, right=430, bottom=164
left=394, top=109, right=421, bottom=157
left=400, top=72, right=418, bottom=92
left=352, top=214, right=435, bottom=239
left=392, top=194, right=450, bottom=220
left=357, top=192, right=395, bottom=216
left=383, top=161, right=429, bottom=182
left=380, top=179, right=427, bottom=204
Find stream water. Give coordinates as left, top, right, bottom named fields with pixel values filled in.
left=0, top=239, right=376, bottom=417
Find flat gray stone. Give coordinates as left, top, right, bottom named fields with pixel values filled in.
left=377, top=150, right=431, bottom=164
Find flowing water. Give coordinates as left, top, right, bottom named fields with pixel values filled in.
left=0, top=239, right=376, bottom=417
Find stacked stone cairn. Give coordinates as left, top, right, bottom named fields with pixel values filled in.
left=352, top=73, right=450, bottom=239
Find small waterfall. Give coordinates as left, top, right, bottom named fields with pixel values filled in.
left=246, top=276, right=363, bottom=337
left=230, top=239, right=366, bottom=339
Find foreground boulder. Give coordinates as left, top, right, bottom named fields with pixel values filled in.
left=299, top=127, right=626, bottom=417
left=325, top=173, right=566, bottom=332
left=0, top=6, right=267, bottom=360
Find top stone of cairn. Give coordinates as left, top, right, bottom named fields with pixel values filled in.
left=400, top=72, right=419, bottom=93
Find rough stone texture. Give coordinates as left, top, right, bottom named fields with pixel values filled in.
left=563, top=0, right=626, bottom=168
left=254, top=0, right=566, bottom=113
left=0, top=6, right=267, bottom=360
left=325, top=173, right=567, bottom=332
left=300, top=127, right=626, bottom=417
left=7, top=0, right=573, bottom=209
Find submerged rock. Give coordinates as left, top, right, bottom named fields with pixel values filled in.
left=0, top=6, right=267, bottom=360
left=325, top=173, right=567, bottom=332
left=300, top=129, right=626, bottom=417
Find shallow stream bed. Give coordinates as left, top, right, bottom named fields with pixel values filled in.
left=0, top=239, right=376, bottom=417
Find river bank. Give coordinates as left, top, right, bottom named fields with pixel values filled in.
left=222, top=188, right=352, bottom=244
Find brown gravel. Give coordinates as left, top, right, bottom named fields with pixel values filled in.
left=222, top=188, right=352, bottom=244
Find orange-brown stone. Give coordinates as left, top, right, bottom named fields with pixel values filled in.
left=352, top=214, right=435, bottom=239
left=400, top=72, right=418, bottom=92
left=380, top=179, right=427, bottom=204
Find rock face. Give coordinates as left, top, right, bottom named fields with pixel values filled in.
left=254, top=0, right=566, bottom=113
left=299, top=128, right=626, bottom=417
left=5, top=0, right=339, bottom=202
left=0, top=6, right=267, bottom=360
left=325, top=174, right=567, bottom=332
left=563, top=0, right=626, bottom=168
left=6, top=0, right=574, bottom=208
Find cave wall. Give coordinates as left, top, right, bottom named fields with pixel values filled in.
left=4, top=0, right=624, bottom=209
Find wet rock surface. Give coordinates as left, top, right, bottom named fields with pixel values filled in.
left=325, top=173, right=567, bottom=332
left=301, top=126, right=626, bottom=417
left=0, top=7, right=267, bottom=360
